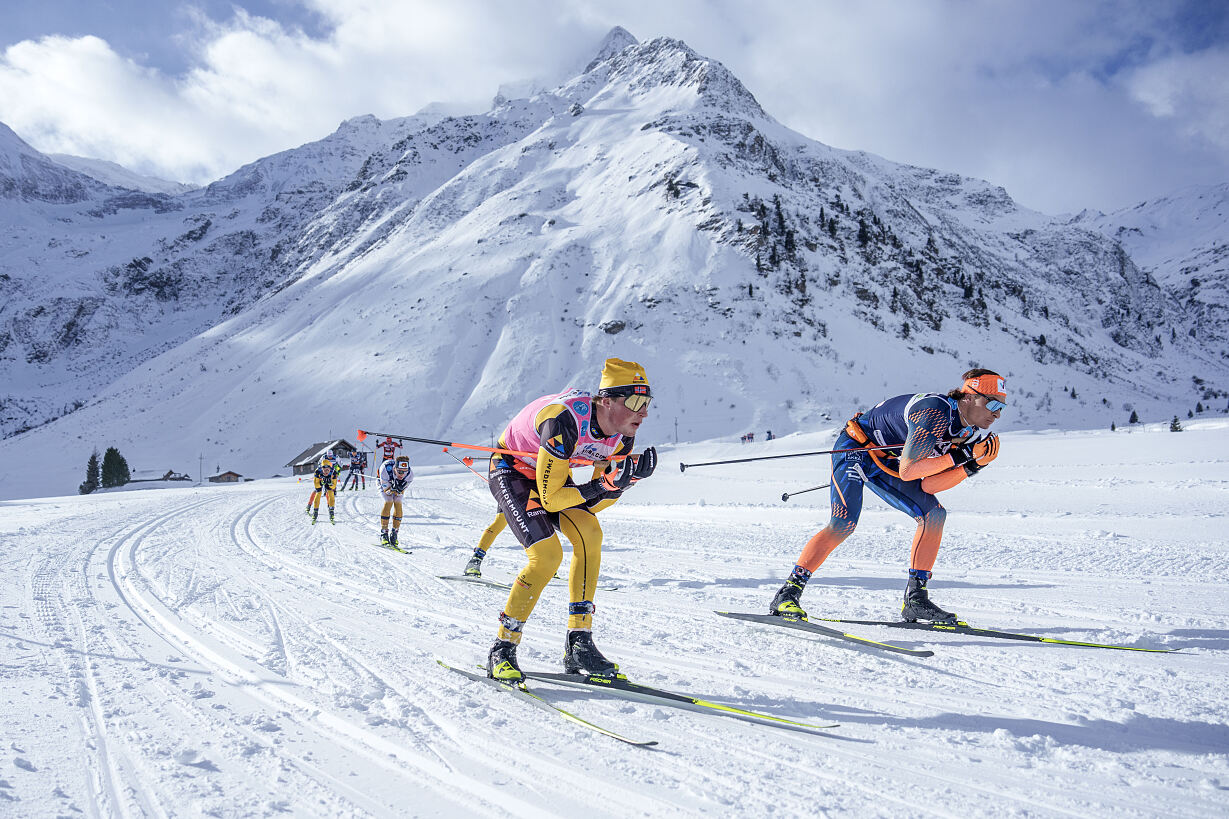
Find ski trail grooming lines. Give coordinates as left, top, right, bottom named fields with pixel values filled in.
left=819, top=619, right=1181, bottom=653
left=436, top=660, right=657, bottom=746
left=524, top=671, right=839, bottom=734
left=716, top=611, right=935, bottom=657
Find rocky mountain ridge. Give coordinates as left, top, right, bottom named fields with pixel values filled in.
left=1, top=29, right=1226, bottom=498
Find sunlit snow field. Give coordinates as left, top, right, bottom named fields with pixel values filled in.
left=1, top=422, right=1226, bottom=816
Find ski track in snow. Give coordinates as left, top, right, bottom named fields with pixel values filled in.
left=2, top=426, right=1228, bottom=816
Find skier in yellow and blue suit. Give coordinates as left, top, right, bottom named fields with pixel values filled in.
left=309, top=450, right=342, bottom=525
left=485, top=358, right=659, bottom=682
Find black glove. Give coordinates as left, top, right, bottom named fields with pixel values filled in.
left=577, top=464, right=628, bottom=501
left=601, top=457, right=636, bottom=491
left=948, top=444, right=978, bottom=476
left=630, top=447, right=657, bottom=483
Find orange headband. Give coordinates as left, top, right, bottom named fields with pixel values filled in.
left=963, top=373, right=1005, bottom=398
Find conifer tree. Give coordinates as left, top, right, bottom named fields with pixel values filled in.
left=1170, top=416, right=1183, bottom=432
left=101, top=447, right=131, bottom=488
left=1129, top=410, right=1139, bottom=424
left=79, top=449, right=101, bottom=494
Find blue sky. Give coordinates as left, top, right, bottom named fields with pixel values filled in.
left=1, top=0, right=1226, bottom=214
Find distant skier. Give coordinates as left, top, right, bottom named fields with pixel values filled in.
left=378, top=454, right=414, bottom=549
left=342, top=449, right=367, bottom=491
left=483, top=357, right=658, bottom=682
left=309, top=450, right=342, bottom=525
left=378, top=436, right=402, bottom=467
left=769, top=369, right=1005, bottom=624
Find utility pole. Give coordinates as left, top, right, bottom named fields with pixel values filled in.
left=674, top=417, right=679, bottom=444
left=198, top=453, right=203, bottom=485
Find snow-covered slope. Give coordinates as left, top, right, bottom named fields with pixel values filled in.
left=47, top=153, right=199, bottom=195
left=1, top=422, right=1225, bottom=815
left=1073, top=183, right=1229, bottom=356
left=0, top=112, right=444, bottom=439
left=2, top=30, right=1227, bottom=500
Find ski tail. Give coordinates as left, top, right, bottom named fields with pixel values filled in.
left=818, top=618, right=1180, bottom=653
left=715, top=611, right=934, bottom=657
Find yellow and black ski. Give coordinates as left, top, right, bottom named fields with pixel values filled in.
left=716, top=611, right=934, bottom=657
left=525, top=670, right=840, bottom=735
left=817, top=618, right=1180, bottom=653
left=437, top=575, right=619, bottom=592
left=436, top=660, right=657, bottom=746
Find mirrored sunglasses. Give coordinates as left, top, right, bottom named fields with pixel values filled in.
left=971, top=388, right=1007, bottom=412
left=622, top=393, right=652, bottom=412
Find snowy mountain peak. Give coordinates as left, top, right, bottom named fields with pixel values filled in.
left=584, top=25, right=639, bottom=70
left=587, top=36, right=767, bottom=118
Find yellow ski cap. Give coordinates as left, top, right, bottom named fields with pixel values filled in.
left=598, top=358, right=650, bottom=397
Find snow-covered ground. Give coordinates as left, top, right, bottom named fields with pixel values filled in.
left=2, top=422, right=1226, bottom=816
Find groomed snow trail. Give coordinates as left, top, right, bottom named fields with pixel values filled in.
left=2, top=424, right=1227, bottom=816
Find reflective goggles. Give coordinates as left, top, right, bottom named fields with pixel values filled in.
left=970, top=388, right=1007, bottom=413
left=602, top=388, right=652, bottom=412
left=623, top=393, right=652, bottom=412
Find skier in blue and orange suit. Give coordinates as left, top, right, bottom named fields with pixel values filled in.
left=484, top=358, right=659, bottom=682
left=769, top=368, right=1006, bottom=623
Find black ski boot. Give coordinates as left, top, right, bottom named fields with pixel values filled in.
left=769, top=576, right=808, bottom=619
left=380, top=530, right=390, bottom=546
left=563, top=630, right=619, bottom=676
left=310, top=509, right=318, bottom=525
left=464, top=549, right=486, bottom=577
left=329, top=508, right=335, bottom=525
left=487, top=640, right=523, bottom=682
left=901, top=570, right=956, bottom=623
left=389, top=528, right=399, bottom=548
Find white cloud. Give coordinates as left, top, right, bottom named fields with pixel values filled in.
left=1127, top=46, right=1229, bottom=151
left=0, top=0, right=1226, bottom=212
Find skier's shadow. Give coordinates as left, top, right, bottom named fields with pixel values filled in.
left=1164, top=628, right=1229, bottom=650
left=808, top=575, right=1055, bottom=592
left=860, top=711, right=1229, bottom=755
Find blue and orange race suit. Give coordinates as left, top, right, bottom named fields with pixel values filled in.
left=797, top=393, right=982, bottom=574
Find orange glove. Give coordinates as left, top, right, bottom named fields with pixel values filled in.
left=971, top=434, right=1000, bottom=466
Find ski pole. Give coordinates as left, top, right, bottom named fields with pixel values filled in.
left=443, top=447, right=489, bottom=483
left=679, top=444, right=899, bottom=472
left=357, top=428, right=625, bottom=466
left=781, top=483, right=830, bottom=502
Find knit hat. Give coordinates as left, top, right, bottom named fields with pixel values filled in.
left=597, top=358, right=650, bottom=396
